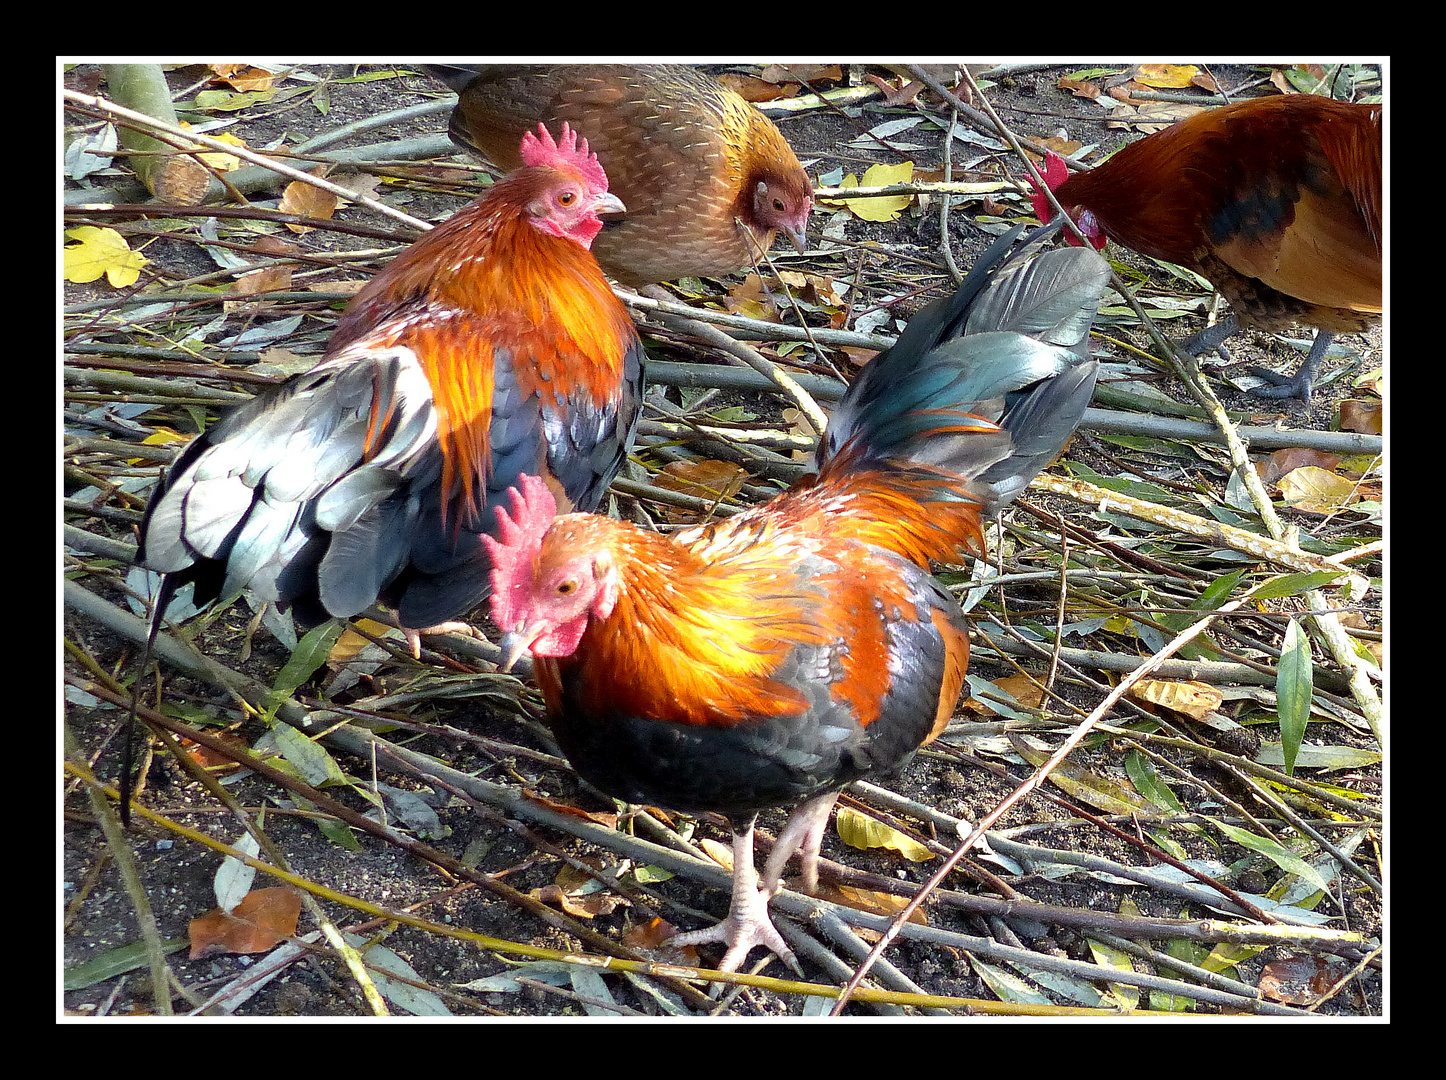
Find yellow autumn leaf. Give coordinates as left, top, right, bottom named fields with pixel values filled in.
left=194, top=129, right=245, bottom=172
left=835, top=805, right=935, bottom=862
left=129, top=427, right=191, bottom=465
left=698, top=838, right=735, bottom=870
left=142, top=428, right=191, bottom=446
left=1278, top=466, right=1358, bottom=514
left=1134, top=64, right=1201, bottom=89
left=1129, top=678, right=1223, bottom=720
left=843, top=161, right=915, bottom=222
left=328, top=619, right=397, bottom=664
left=63, top=226, right=148, bottom=288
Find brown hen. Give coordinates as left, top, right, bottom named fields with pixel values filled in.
left=1030, top=93, right=1382, bottom=403
left=424, top=64, right=814, bottom=286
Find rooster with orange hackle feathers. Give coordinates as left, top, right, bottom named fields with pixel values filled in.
left=1028, top=93, right=1381, bottom=404
left=485, top=226, right=1109, bottom=972
left=128, top=123, right=643, bottom=818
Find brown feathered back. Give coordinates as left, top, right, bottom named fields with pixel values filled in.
left=425, top=64, right=814, bottom=286
left=1049, top=94, right=1382, bottom=334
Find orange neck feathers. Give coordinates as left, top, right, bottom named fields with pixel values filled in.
left=333, top=173, right=636, bottom=521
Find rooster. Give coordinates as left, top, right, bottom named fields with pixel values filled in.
left=1028, top=93, right=1382, bottom=404
left=136, top=123, right=644, bottom=657
left=423, top=64, right=814, bottom=287
left=484, top=227, right=1108, bottom=972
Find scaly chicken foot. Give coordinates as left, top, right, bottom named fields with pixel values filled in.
left=670, top=815, right=803, bottom=975
left=1244, top=330, right=1337, bottom=405
left=761, top=792, right=839, bottom=898
left=402, top=620, right=484, bottom=660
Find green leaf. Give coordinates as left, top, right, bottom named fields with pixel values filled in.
left=1192, top=569, right=1247, bottom=612
left=63, top=939, right=189, bottom=990
left=260, top=722, right=348, bottom=788
left=1275, top=619, right=1313, bottom=775
left=270, top=620, right=346, bottom=706
left=1124, top=750, right=1184, bottom=813
left=1250, top=571, right=1345, bottom=601
left=1214, top=821, right=1332, bottom=894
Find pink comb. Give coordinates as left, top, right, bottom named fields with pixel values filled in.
left=518, top=122, right=609, bottom=194
left=482, top=474, right=560, bottom=631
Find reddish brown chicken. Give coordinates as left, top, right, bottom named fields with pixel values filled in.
left=484, top=227, right=1109, bottom=972
left=424, top=64, right=814, bottom=287
left=1029, top=93, right=1382, bottom=403
left=137, top=123, right=644, bottom=656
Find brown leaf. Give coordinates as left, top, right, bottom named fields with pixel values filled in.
left=278, top=178, right=337, bottom=233
left=181, top=730, right=248, bottom=771
left=1259, top=955, right=1337, bottom=1005
left=1029, top=134, right=1087, bottom=159
left=530, top=884, right=625, bottom=919
left=521, top=790, right=619, bottom=828
left=210, top=65, right=276, bottom=92
left=652, top=460, right=750, bottom=522
left=1257, top=447, right=1341, bottom=486
left=623, top=916, right=684, bottom=952
left=994, top=673, right=1046, bottom=710
left=233, top=265, right=293, bottom=296
left=757, top=64, right=843, bottom=87
left=1057, top=77, right=1101, bottom=102
left=864, top=73, right=928, bottom=107
left=697, top=838, right=734, bottom=870
left=188, top=887, right=301, bottom=959
left=248, top=235, right=306, bottom=258
left=1338, top=398, right=1382, bottom=435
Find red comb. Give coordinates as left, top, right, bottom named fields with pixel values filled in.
left=482, top=474, right=559, bottom=630
left=519, top=122, right=609, bottom=194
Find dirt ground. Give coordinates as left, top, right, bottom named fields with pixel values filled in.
left=61, top=62, right=1384, bottom=1020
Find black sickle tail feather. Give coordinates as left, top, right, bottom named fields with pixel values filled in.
left=818, top=221, right=1108, bottom=515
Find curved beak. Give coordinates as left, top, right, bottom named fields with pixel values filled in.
left=497, top=628, right=534, bottom=673
left=783, top=196, right=813, bottom=253
left=594, top=192, right=627, bottom=218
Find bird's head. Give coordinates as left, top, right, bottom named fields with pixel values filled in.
left=752, top=175, right=813, bottom=254
left=1026, top=151, right=1105, bottom=252
left=518, top=123, right=627, bottom=249
left=484, top=474, right=619, bottom=670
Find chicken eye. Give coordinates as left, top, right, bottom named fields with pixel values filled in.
left=773, top=198, right=786, bottom=212
left=558, top=191, right=577, bottom=207
left=556, top=580, right=576, bottom=595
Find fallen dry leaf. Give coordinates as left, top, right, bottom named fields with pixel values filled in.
left=1277, top=465, right=1360, bottom=514
left=188, top=887, right=301, bottom=959
left=1129, top=678, right=1223, bottom=720
left=278, top=177, right=338, bottom=233
left=1257, top=447, right=1341, bottom=486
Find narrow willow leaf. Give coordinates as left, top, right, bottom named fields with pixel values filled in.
left=1214, top=821, right=1332, bottom=894
left=1251, top=571, right=1345, bottom=600
left=271, top=620, right=346, bottom=703
left=62, top=939, right=189, bottom=991
left=1124, top=750, right=1184, bottom=813
left=1276, top=619, right=1313, bottom=775
left=260, top=722, right=348, bottom=788
left=1192, top=569, right=1247, bottom=611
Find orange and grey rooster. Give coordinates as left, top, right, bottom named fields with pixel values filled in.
left=484, top=227, right=1108, bottom=971
left=424, top=64, right=814, bottom=287
left=137, top=123, right=643, bottom=663
left=1029, top=93, right=1382, bottom=403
